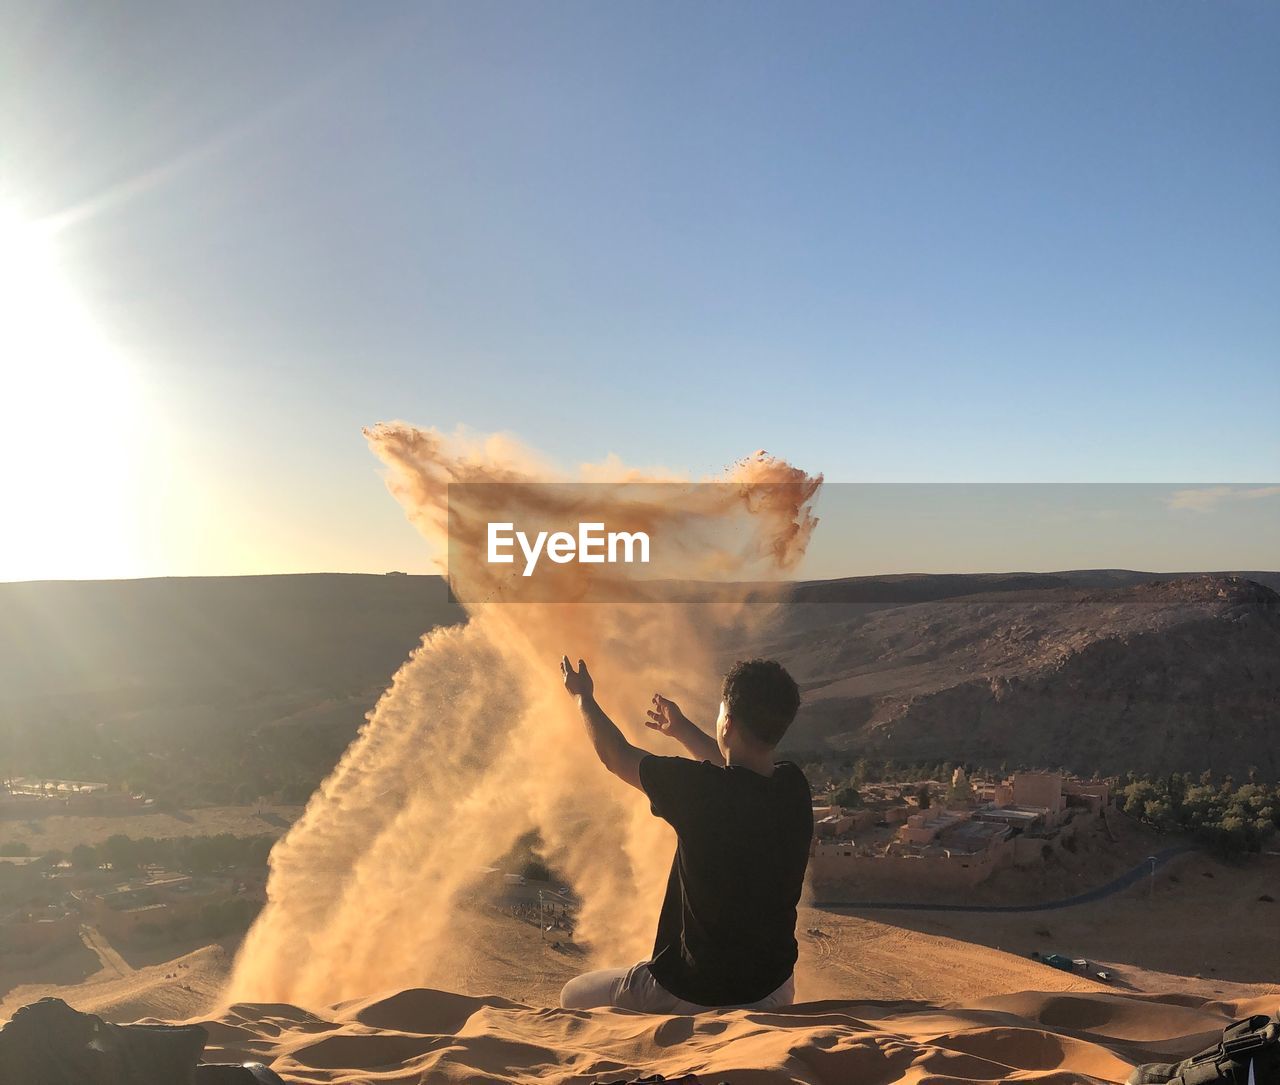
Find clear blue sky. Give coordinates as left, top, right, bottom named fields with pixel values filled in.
left=1, top=1, right=1276, bottom=579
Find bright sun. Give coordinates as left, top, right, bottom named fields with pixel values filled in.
left=0, top=204, right=147, bottom=581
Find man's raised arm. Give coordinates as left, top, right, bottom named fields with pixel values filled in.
left=561, top=656, right=645, bottom=791
left=646, top=695, right=725, bottom=767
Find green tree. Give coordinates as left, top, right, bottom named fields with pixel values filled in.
left=102, top=834, right=138, bottom=873
left=1123, top=780, right=1157, bottom=818
left=833, top=786, right=864, bottom=809
left=1181, top=784, right=1221, bottom=827
left=520, top=859, right=551, bottom=882
left=1143, top=799, right=1176, bottom=831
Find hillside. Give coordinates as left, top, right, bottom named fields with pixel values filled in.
left=0, top=574, right=463, bottom=799
left=762, top=575, right=1280, bottom=780
left=2, top=570, right=1278, bottom=792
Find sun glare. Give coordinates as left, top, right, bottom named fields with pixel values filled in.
left=0, top=204, right=147, bottom=581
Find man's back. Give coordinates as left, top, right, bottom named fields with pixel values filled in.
left=639, top=754, right=813, bottom=1007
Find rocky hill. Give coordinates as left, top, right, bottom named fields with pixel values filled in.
left=2, top=570, right=1277, bottom=792
left=0, top=574, right=463, bottom=799
left=762, top=575, right=1280, bottom=780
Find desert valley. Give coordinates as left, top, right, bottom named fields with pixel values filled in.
left=3, top=570, right=1277, bottom=1083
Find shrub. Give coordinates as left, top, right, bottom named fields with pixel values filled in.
left=832, top=786, right=863, bottom=809
left=520, top=860, right=551, bottom=883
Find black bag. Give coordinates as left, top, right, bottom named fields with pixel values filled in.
left=0, top=997, right=286, bottom=1085
left=1128, top=1012, right=1280, bottom=1084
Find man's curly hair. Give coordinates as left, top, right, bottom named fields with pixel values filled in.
left=722, top=658, right=801, bottom=747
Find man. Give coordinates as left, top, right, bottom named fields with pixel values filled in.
left=558, top=655, right=812, bottom=1013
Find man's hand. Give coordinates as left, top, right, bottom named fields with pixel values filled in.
left=561, top=656, right=594, bottom=700
left=646, top=692, right=724, bottom=766
left=645, top=694, right=688, bottom=736
left=562, top=655, right=643, bottom=791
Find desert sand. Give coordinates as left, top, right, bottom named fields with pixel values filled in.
left=7, top=894, right=1277, bottom=1084
left=178, top=981, right=1280, bottom=1085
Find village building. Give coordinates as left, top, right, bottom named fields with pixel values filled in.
left=809, top=769, right=1115, bottom=893
left=76, top=872, right=234, bottom=941
left=1, top=778, right=150, bottom=817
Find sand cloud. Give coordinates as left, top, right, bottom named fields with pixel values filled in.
left=224, top=424, right=820, bottom=1007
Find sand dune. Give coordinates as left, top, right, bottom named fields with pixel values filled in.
left=0, top=943, right=230, bottom=1025
left=180, top=984, right=1279, bottom=1085
left=8, top=902, right=1277, bottom=1082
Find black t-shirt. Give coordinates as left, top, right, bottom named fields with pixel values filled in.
left=638, top=753, right=813, bottom=1006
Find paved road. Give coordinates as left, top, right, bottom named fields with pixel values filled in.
left=79, top=923, right=133, bottom=977
left=817, top=844, right=1196, bottom=913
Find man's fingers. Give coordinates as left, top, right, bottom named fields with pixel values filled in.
left=646, top=709, right=672, bottom=733
left=578, top=658, right=589, bottom=678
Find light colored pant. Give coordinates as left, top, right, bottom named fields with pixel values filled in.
left=559, top=960, right=795, bottom=1014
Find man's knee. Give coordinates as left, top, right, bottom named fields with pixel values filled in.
left=558, top=977, right=583, bottom=1009
left=559, top=972, right=598, bottom=1009
left=559, top=966, right=627, bottom=1010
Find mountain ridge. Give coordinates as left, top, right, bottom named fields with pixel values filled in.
left=2, top=570, right=1277, bottom=787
